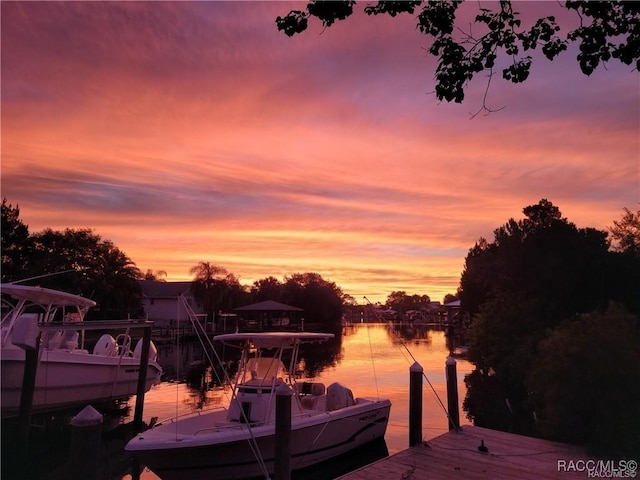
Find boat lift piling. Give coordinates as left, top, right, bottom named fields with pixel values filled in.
left=17, top=331, right=42, bottom=457
left=14, top=320, right=155, bottom=460
left=133, top=324, right=152, bottom=433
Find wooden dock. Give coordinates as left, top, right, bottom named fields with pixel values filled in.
left=339, top=425, right=591, bottom=479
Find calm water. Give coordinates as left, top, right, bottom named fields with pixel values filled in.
left=121, top=322, right=472, bottom=480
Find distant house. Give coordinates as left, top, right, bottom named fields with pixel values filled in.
left=139, top=280, right=206, bottom=330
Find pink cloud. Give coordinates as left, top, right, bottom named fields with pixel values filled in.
left=2, top=1, right=637, bottom=303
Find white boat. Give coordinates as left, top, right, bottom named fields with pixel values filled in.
left=1, top=283, right=163, bottom=418
left=126, top=332, right=391, bottom=480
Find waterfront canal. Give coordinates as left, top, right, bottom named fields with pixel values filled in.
left=121, top=322, right=472, bottom=479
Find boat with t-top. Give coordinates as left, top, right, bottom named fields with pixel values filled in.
left=0, top=283, right=163, bottom=418
left=125, top=331, right=391, bottom=480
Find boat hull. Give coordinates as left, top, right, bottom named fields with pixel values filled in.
left=0, top=347, right=162, bottom=418
left=127, top=398, right=391, bottom=480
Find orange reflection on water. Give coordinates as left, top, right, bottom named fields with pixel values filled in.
left=123, top=323, right=472, bottom=479
left=311, top=323, right=473, bottom=454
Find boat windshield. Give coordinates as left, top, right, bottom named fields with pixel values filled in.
left=238, top=356, right=286, bottom=386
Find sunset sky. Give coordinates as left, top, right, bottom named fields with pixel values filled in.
left=2, top=2, right=638, bottom=303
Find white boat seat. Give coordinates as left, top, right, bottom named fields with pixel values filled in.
left=297, top=382, right=327, bottom=411
left=295, top=381, right=325, bottom=396
left=46, top=330, right=64, bottom=350
left=62, top=331, right=79, bottom=350
left=301, top=394, right=326, bottom=411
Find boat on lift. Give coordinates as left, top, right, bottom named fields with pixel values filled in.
left=126, top=331, right=391, bottom=480
left=0, top=283, right=163, bottom=418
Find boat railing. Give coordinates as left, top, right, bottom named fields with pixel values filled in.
left=154, top=406, right=228, bottom=427
left=193, top=420, right=250, bottom=435
left=36, top=319, right=154, bottom=332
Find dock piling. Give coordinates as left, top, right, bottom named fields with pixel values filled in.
left=445, top=356, right=460, bottom=431
left=409, top=361, right=423, bottom=447
left=274, top=383, right=293, bottom=480
left=69, top=405, right=103, bottom=480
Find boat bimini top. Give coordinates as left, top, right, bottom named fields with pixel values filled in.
left=1, top=284, right=96, bottom=310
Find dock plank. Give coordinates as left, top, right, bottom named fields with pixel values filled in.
left=339, top=425, right=590, bottom=480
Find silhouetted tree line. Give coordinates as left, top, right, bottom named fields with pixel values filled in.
left=1, top=199, right=346, bottom=330
left=385, top=291, right=431, bottom=315
left=189, top=264, right=345, bottom=332
left=459, top=199, right=640, bottom=456
left=1, top=199, right=143, bottom=320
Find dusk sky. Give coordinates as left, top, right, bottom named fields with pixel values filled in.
left=2, top=2, right=638, bottom=303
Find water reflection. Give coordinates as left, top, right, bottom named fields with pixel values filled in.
left=130, top=323, right=472, bottom=452
left=385, top=321, right=435, bottom=345
left=158, top=333, right=345, bottom=383
left=291, top=438, right=388, bottom=480
left=1, top=323, right=471, bottom=480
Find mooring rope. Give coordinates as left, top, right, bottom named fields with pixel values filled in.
left=363, top=296, right=457, bottom=431
left=181, top=296, right=271, bottom=479
left=366, top=323, right=381, bottom=400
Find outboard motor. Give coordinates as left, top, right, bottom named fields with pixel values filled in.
left=93, top=334, right=118, bottom=356
left=326, top=382, right=355, bottom=411
left=133, top=338, right=158, bottom=363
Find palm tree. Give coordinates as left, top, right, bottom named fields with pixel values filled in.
left=143, top=269, right=167, bottom=281
left=189, top=262, right=229, bottom=325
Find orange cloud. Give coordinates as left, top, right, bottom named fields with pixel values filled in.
left=2, top=2, right=637, bottom=303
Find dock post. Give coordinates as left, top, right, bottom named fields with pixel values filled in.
left=133, top=324, right=151, bottom=433
left=409, top=361, right=423, bottom=447
left=446, top=356, right=460, bottom=431
left=274, top=383, right=292, bottom=480
left=17, top=332, right=42, bottom=458
left=69, top=405, right=103, bottom=480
